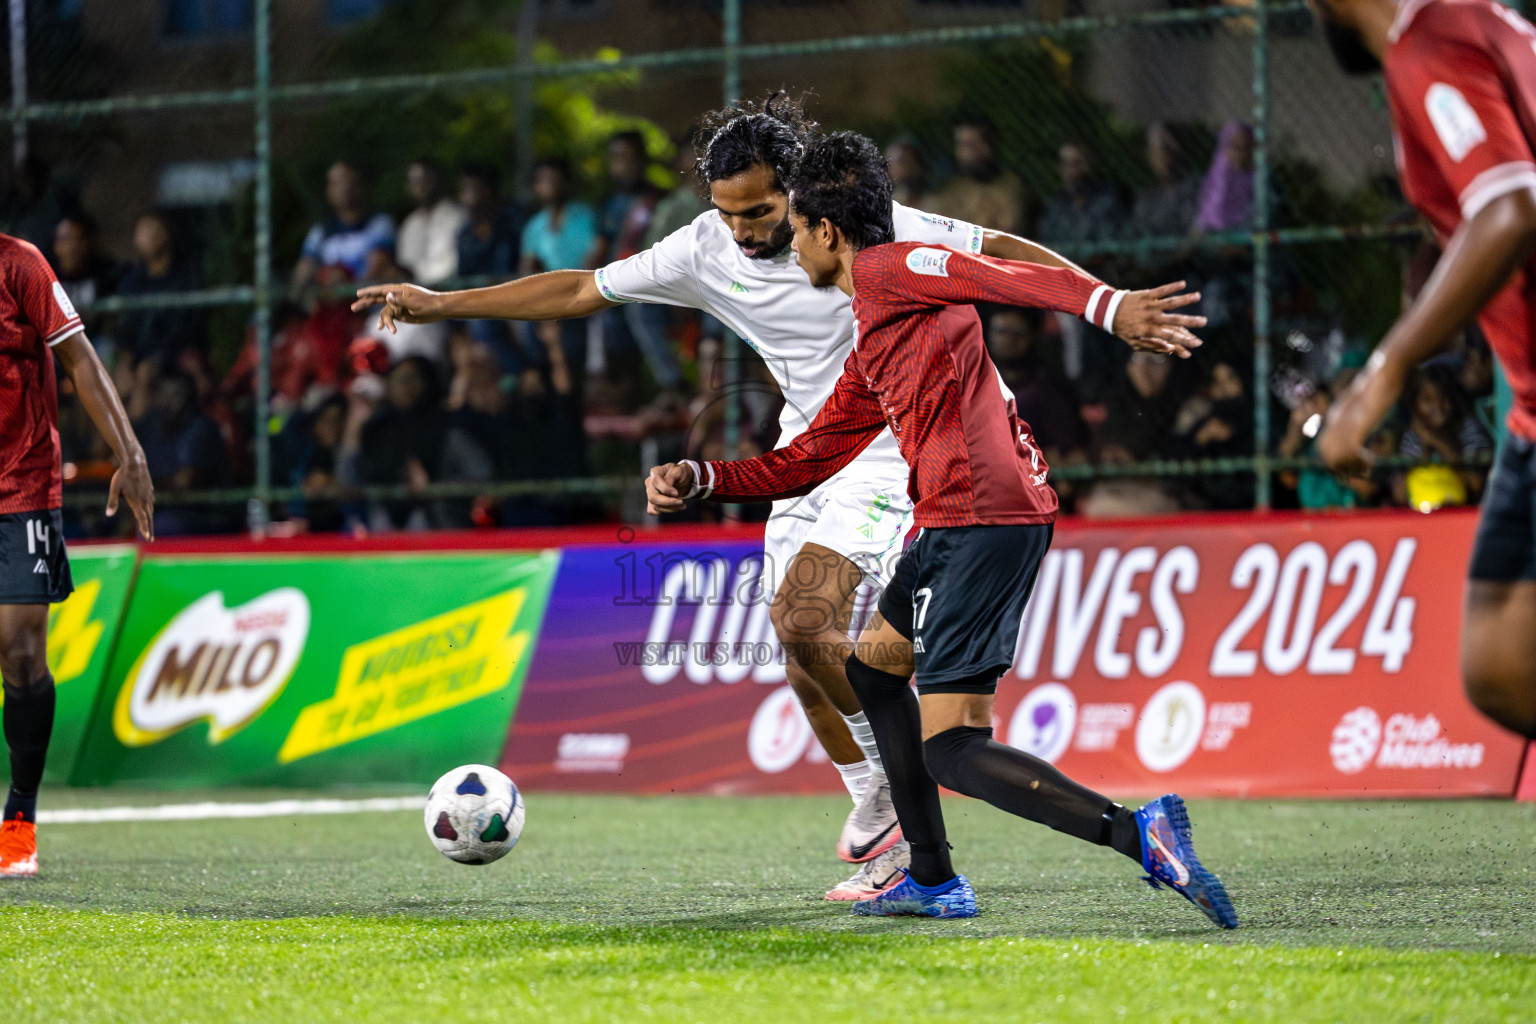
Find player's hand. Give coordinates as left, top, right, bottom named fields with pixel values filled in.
left=1110, top=281, right=1206, bottom=359
left=350, top=283, right=446, bottom=333
left=1318, top=357, right=1402, bottom=477
left=645, top=462, right=696, bottom=515
left=108, top=456, right=155, bottom=541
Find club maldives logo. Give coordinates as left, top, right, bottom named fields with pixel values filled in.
left=1329, top=707, right=1382, bottom=774
left=1007, top=683, right=1077, bottom=764
left=1329, top=706, right=1485, bottom=774
left=113, top=588, right=311, bottom=746
left=1134, top=681, right=1207, bottom=773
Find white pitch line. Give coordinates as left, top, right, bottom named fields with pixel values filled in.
left=38, top=796, right=420, bottom=824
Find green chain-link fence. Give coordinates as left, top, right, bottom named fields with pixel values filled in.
left=4, top=0, right=1481, bottom=531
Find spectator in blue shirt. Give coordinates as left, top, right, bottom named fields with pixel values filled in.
left=292, top=160, right=396, bottom=294
left=519, top=158, right=599, bottom=377
left=519, top=158, right=598, bottom=275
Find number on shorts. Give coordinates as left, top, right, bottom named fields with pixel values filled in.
left=914, top=587, right=934, bottom=630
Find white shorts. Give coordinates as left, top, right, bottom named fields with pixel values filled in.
left=760, top=458, right=914, bottom=605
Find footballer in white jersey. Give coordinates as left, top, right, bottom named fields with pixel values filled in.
left=594, top=200, right=981, bottom=601
left=353, top=93, right=1202, bottom=898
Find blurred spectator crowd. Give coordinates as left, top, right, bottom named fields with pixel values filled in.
left=3, top=113, right=1496, bottom=538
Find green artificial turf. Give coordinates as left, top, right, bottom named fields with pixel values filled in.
left=0, top=791, right=1532, bottom=1022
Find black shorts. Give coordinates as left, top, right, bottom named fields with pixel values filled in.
left=876, top=522, right=1053, bottom=693
left=1469, top=436, right=1536, bottom=582
left=0, top=509, right=72, bottom=605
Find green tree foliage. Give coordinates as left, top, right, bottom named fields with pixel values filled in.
left=272, top=0, right=673, bottom=264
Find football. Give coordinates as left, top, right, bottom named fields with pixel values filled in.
left=423, top=764, right=525, bottom=865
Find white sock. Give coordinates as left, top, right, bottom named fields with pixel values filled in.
left=833, top=759, right=871, bottom=803
left=841, top=711, right=887, bottom=786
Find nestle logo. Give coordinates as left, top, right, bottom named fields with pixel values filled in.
left=555, top=732, right=630, bottom=772
left=234, top=610, right=289, bottom=634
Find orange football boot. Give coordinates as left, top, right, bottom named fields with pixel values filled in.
left=0, top=816, right=37, bottom=877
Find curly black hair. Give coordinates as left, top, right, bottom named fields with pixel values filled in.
left=694, top=90, right=820, bottom=196
left=785, top=131, right=894, bottom=250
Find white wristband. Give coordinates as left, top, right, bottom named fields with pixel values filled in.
left=679, top=460, right=714, bottom=499
left=1099, top=288, right=1128, bottom=334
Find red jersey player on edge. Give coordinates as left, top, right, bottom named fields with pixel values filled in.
left=1313, top=0, right=1536, bottom=741
left=0, top=233, right=153, bottom=877
left=645, top=133, right=1239, bottom=927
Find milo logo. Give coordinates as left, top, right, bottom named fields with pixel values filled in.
left=113, top=588, right=311, bottom=746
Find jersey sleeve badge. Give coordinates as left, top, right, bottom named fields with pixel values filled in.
left=1426, top=82, right=1488, bottom=162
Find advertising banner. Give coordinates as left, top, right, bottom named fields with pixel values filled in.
left=71, top=551, right=559, bottom=787
left=501, top=512, right=1527, bottom=798
left=0, top=544, right=140, bottom=784
left=501, top=540, right=849, bottom=794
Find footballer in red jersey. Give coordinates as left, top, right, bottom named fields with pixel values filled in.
left=0, top=234, right=153, bottom=877
left=1313, top=0, right=1536, bottom=740
left=646, top=133, right=1238, bottom=927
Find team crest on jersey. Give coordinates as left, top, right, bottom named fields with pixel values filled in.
left=1425, top=83, right=1486, bottom=163
left=905, top=247, right=952, bottom=277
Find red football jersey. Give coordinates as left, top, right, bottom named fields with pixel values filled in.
left=698, top=243, right=1118, bottom=527
left=0, top=234, right=83, bottom=513
left=1387, top=0, right=1536, bottom=440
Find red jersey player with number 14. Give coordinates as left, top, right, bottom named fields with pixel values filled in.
left=1313, top=0, right=1536, bottom=742
left=0, top=234, right=153, bottom=877
left=645, top=133, right=1239, bottom=926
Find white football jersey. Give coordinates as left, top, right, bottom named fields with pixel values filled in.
left=595, top=203, right=984, bottom=464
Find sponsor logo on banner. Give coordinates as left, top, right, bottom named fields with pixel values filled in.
left=279, top=587, right=533, bottom=763
left=1135, top=681, right=1206, bottom=772
left=622, top=553, right=785, bottom=686
left=555, top=733, right=630, bottom=773
left=1007, top=683, right=1077, bottom=763
left=1329, top=706, right=1485, bottom=773
left=749, top=686, right=813, bottom=773
left=1330, top=707, right=1382, bottom=773
left=47, top=578, right=105, bottom=685
left=1075, top=703, right=1134, bottom=751
left=113, top=588, right=311, bottom=746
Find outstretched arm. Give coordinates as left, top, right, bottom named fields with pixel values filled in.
left=53, top=332, right=155, bottom=540
left=894, top=248, right=1205, bottom=358
left=980, top=230, right=1088, bottom=275
left=647, top=370, right=886, bottom=513
left=1320, top=188, right=1536, bottom=473
left=351, top=270, right=615, bottom=333
left=980, top=231, right=1202, bottom=353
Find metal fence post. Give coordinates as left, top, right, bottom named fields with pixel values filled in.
left=249, top=0, right=274, bottom=534
left=514, top=0, right=539, bottom=198
left=8, top=0, right=25, bottom=169
left=721, top=0, right=742, bottom=501
left=1251, top=0, right=1273, bottom=509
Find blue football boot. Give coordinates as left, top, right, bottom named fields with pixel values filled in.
left=1135, top=794, right=1239, bottom=929
left=849, top=869, right=978, bottom=918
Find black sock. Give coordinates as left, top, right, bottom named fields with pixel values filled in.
left=924, top=724, right=1142, bottom=863
left=3, top=673, right=55, bottom=824
left=844, top=655, right=953, bottom=886
left=1107, top=805, right=1143, bottom=863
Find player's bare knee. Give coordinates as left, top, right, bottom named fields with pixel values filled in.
left=0, top=640, right=47, bottom=695
left=771, top=601, right=841, bottom=672
left=783, top=660, right=830, bottom=710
